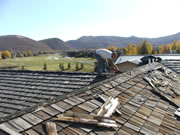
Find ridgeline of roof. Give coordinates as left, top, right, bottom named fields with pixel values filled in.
left=0, top=63, right=180, bottom=135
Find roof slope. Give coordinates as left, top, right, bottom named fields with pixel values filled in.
left=0, top=70, right=98, bottom=120
left=161, top=59, right=180, bottom=73
left=0, top=63, right=180, bottom=135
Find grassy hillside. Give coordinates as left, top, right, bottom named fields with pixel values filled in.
left=39, top=38, right=73, bottom=50
left=0, top=54, right=96, bottom=72
left=0, top=35, right=52, bottom=52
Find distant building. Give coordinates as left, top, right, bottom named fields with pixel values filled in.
left=116, top=59, right=140, bottom=72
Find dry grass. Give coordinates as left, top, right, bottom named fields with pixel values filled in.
left=0, top=54, right=96, bottom=72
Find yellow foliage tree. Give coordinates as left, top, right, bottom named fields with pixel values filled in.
left=107, top=45, right=120, bottom=51
left=165, top=44, right=172, bottom=53
left=171, top=40, right=177, bottom=51
left=124, top=44, right=137, bottom=55
left=159, top=45, right=165, bottom=54
left=4, top=50, right=11, bottom=58
left=136, top=41, right=142, bottom=54
left=131, top=44, right=137, bottom=55
left=0, top=51, right=2, bottom=59
left=177, top=40, right=180, bottom=53
left=126, top=45, right=132, bottom=55
left=28, top=49, right=32, bottom=56
left=154, top=50, right=158, bottom=55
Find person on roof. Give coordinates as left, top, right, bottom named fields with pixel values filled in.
left=95, top=49, right=119, bottom=75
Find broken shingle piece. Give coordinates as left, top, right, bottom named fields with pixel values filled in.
left=53, top=112, right=119, bottom=128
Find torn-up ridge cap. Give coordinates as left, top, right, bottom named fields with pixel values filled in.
left=175, top=108, right=180, bottom=117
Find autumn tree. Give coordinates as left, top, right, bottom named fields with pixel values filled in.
left=28, top=49, right=32, bottom=56
left=107, top=45, right=119, bottom=51
left=136, top=41, right=142, bottom=54
left=165, top=44, right=171, bottom=53
left=176, top=40, right=180, bottom=53
left=4, top=50, right=11, bottom=58
left=131, top=44, right=137, bottom=55
left=171, top=40, right=177, bottom=51
left=123, top=44, right=138, bottom=55
left=124, top=45, right=131, bottom=55
left=159, top=45, right=165, bottom=54
left=0, top=51, right=2, bottom=59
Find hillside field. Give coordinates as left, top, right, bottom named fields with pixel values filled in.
left=0, top=54, right=96, bottom=72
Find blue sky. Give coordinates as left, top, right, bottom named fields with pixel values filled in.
left=1, top=0, right=180, bottom=41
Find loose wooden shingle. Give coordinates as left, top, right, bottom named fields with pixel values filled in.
left=8, top=117, right=32, bottom=131
left=50, top=104, right=65, bottom=113
left=56, top=101, right=72, bottom=111
left=46, top=122, right=57, bottom=135
left=25, top=129, right=39, bottom=135
left=33, top=110, right=51, bottom=121
left=0, top=123, right=21, bottom=135
left=22, top=113, right=42, bottom=125
left=43, top=106, right=59, bottom=116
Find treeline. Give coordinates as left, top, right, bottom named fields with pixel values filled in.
left=0, top=50, right=51, bottom=60
left=108, top=40, right=180, bottom=55
left=66, top=49, right=94, bottom=57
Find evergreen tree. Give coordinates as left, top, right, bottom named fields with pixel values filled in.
left=68, top=62, right=71, bottom=69
left=75, top=62, right=79, bottom=71
left=22, top=66, right=24, bottom=70
left=43, top=63, right=47, bottom=70
left=80, top=63, right=84, bottom=69
left=141, top=40, right=152, bottom=54
left=59, top=63, right=62, bottom=70
left=61, top=63, right=64, bottom=71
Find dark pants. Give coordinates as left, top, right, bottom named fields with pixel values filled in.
left=95, top=54, right=109, bottom=74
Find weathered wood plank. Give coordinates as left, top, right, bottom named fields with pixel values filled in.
left=0, top=123, right=21, bottom=135
left=22, top=113, right=42, bottom=125
left=46, top=122, right=57, bottom=135
left=97, top=97, right=120, bottom=117
left=53, top=112, right=118, bottom=128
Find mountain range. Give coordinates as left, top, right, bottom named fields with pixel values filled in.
left=1, top=32, right=180, bottom=52
left=39, top=38, right=72, bottom=50
left=0, top=35, right=52, bottom=53
left=67, top=32, right=180, bottom=49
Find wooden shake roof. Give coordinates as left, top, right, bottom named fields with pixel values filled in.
left=0, top=63, right=180, bottom=135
